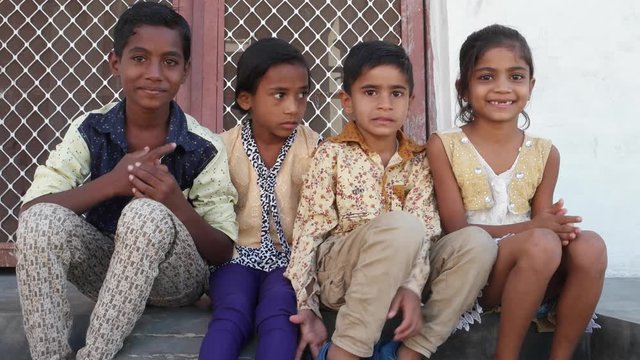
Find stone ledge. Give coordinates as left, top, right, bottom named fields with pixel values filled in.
left=1, top=272, right=639, bottom=359
left=0, top=242, right=16, bottom=268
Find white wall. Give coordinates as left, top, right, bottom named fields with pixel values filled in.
left=429, top=0, right=640, bottom=277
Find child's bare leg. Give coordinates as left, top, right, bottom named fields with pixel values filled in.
left=327, top=344, right=359, bottom=360
left=550, top=231, right=607, bottom=360
left=397, top=344, right=422, bottom=360
left=480, top=229, right=562, bottom=360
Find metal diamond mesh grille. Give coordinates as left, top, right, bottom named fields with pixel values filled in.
left=0, top=0, right=401, bottom=244
left=0, top=0, right=172, bottom=243
left=222, top=0, right=401, bottom=136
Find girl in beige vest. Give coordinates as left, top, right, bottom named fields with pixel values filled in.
left=426, top=25, right=607, bottom=360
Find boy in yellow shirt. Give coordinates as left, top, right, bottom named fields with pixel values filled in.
left=285, top=41, right=497, bottom=359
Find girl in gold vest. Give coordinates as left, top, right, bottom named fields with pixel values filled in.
left=426, top=24, right=607, bottom=360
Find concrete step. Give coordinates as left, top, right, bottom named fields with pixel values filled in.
left=1, top=269, right=639, bottom=359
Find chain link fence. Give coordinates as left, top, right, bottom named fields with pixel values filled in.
left=0, top=0, right=401, bottom=245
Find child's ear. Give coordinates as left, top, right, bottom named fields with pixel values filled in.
left=181, top=60, right=191, bottom=84
left=339, top=90, right=353, bottom=117
left=529, top=77, right=536, bottom=94
left=454, top=79, right=466, bottom=101
left=236, top=91, right=253, bottom=112
left=108, top=51, right=120, bottom=76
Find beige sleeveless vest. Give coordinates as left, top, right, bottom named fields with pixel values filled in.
left=437, top=130, right=552, bottom=214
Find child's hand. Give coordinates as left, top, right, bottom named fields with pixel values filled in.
left=532, top=203, right=582, bottom=246
left=128, top=162, right=184, bottom=210
left=550, top=198, right=567, bottom=216
left=388, top=287, right=423, bottom=341
left=108, top=143, right=176, bottom=197
left=549, top=198, right=583, bottom=245
left=289, top=309, right=327, bottom=360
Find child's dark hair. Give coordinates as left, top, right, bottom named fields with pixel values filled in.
left=342, top=41, right=413, bottom=96
left=456, top=24, right=534, bottom=128
left=233, top=38, right=310, bottom=115
left=113, top=1, right=191, bottom=63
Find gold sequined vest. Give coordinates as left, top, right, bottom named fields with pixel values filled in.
left=437, top=129, right=552, bottom=214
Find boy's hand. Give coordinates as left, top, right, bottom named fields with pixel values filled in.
left=290, top=309, right=327, bottom=360
left=128, top=162, right=184, bottom=211
left=109, top=143, right=176, bottom=197
left=388, top=287, right=423, bottom=341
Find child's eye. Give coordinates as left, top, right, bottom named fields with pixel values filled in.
left=391, top=90, right=404, bottom=97
left=511, top=73, right=525, bottom=80
left=297, top=91, right=309, bottom=99
left=364, top=89, right=376, bottom=96
left=164, top=58, right=179, bottom=66
left=132, top=55, right=146, bottom=63
left=478, top=74, right=493, bottom=81
left=274, top=92, right=285, bottom=100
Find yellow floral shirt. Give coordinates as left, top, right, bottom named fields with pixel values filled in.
left=284, top=121, right=441, bottom=316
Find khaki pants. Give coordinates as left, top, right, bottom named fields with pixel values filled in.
left=317, top=211, right=426, bottom=357
left=15, top=199, right=208, bottom=360
left=318, top=217, right=495, bottom=358
left=404, top=226, right=496, bottom=357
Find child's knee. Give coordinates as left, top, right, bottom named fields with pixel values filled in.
left=567, top=231, right=607, bottom=273
left=119, top=198, right=170, bottom=225
left=116, top=198, right=175, bottom=247
left=522, top=228, right=562, bottom=270
left=372, top=211, right=424, bottom=253
left=440, top=226, right=497, bottom=268
left=16, top=203, right=76, bottom=252
left=380, top=211, right=424, bottom=233
left=453, top=226, right=495, bottom=253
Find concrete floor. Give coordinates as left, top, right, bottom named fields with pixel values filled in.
left=1, top=267, right=638, bottom=359
left=595, top=277, right=640, bottom=324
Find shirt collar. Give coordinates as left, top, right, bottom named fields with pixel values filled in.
left=89, top=100, right=199, bottom=152
left=329, top=120, right=424, bottom=160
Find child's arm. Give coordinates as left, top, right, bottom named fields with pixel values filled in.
left=426, top=136, right=580, bottom=239
left=286, top=142, right=338, bottom=315
left=129, top=140, right=237, bottom=265
left=22, top=145, right=175, bottom=215
left=424, top=135, right=469, bottom=233
left=401, top=153, right=440, bottom=294
left=529, top=146, right=581, bottom=243
left=20, top=115, right=173, bottom=215
left=285, top=143, right=338, bottom=357
left=388, top=153, right=440, bottom=340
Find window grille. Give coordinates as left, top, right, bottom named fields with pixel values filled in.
left=0, top=0, right=401, bottom=244
left=0, top=0, right=172, bottom=243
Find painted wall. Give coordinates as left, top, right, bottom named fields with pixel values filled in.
left=429, top=0, right=640, bottom=276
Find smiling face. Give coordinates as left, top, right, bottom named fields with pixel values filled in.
left=465, top=46, right=535, bottom=125
left=109, top=25, right=188, bottom=117
left=237, top=62, right=309, bottom=141
left=341, top=64, right=413, bottom=144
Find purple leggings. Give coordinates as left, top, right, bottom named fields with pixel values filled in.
left=199, top=264, right=298, bottom=360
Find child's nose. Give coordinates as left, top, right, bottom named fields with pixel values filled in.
left=377, top=95, right=393, bottom=110
left=145, top=61, right=163, bottom=80
left=495, top=76, right=512, bottom=92
left=284, top=97, right=300, bottom=114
